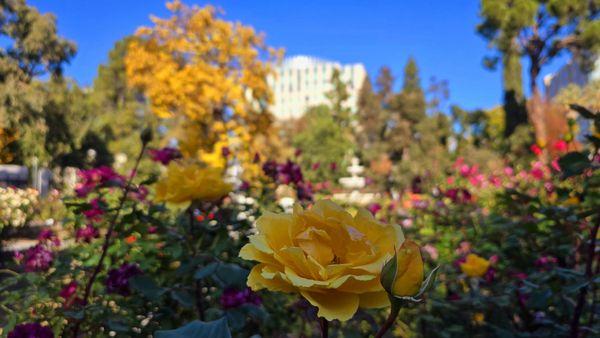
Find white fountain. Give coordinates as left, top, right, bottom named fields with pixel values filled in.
left=334, top=157, right=378, bottom=205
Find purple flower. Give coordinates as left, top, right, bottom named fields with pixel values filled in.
left=221, top=146, right=230, bottom=158
left=277, top=160, right=303, bottom=185
left=239, top=181, right=250, bottom=191
left=296, top=182, right=313, bottom=202
left=8, top=323, right=53, bottom=338
left=37, top=229, right=60, bottom=247
left=75, top=166, right=124, bottom=197
left=484, top=267, right=496, bottom=283
left=75, top=224, right=100, bottom=243
left=148, top=147, right=181, bottom=165
left=444, top=188, right=472, bottom=204
left=59, top=281, right=78, bottom=299
left=262, top=160, right=278, bottom=180
left=367, top=203, right=382, bottom=216
left=219, top=287, right=261, bottom=309
left=106, top=263, right=142, bottom=296
left=83, top=198, right=105, bottom=222
left=263, top=160, right=304, bottom=185
left=535, top=255, right=558, bottom=270
left=22, top=244, right=54, bottom=272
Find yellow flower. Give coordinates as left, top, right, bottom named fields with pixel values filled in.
left=563, top=196, right=580, bottom=206
left=460, top=254, right=490, bottom=278
left=240, top=200, right=404, bottom=321
left=390, top=240, right=424, bottom=297
left=155, top=162, right=231, bottom=205
left=473, top=312, right=485, bottom=324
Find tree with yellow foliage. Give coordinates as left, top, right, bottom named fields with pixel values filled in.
left=125, top=1, right=283, bottom=178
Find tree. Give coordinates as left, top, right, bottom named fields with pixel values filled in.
left=293, top=105, right=353, bottom=183
left=478, top=0, right=600, bottom=144
left=356, top=75, right=384, bottom=156
left=125, top=0, right=282, bottom=176
left=89, top=37, right=156, bottom=165
left=392, top=58, right=426, bottom=126
left=325, top=68, right=351, bottom=127
left=0, top=0, right=76, bottom=165
left=375, top=66, right=395, bottom=107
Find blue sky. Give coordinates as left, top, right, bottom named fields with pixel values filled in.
left=30, top=0, right=568, bottom=110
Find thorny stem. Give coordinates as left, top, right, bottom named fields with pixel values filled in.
left=188, top=207, right=206, bottom=321
left=71, top=142, right=147, bottom=337
left=569, top=221, right=599, bottom=338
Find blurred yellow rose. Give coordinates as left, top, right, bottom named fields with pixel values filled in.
left=460, top=254, right=490, bottom=278
left=155, top=162, right=231, bottom=205
left=473, top=312, right=485, bottom=324
left=389, top=240, right=424, bottom=296
left=240, top=200, right=404, bottom=321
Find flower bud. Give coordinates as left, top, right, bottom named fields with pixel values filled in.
left=381, top=240, right=424, bottom=297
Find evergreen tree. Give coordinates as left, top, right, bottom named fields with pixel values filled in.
left=392, top=57, right=426, bottom=125
left=325, top=68, right=351, bottom=127
left=375, top=66, right=394, bottom=107
left=356, top=75, right=383, bottom=155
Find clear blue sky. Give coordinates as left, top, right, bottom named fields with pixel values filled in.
left=30, top=0, right=567, bottom=111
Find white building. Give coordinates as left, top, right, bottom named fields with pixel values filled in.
left=544, top=57, right=600, bottom=98
left=268, top=55, right=367, bottom=120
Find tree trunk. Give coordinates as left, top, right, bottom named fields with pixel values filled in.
left=528, top=62, right=548, bottom=161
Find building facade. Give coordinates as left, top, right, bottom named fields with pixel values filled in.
left=268, top=55, right=367, bottom=120
left=544, top=57, right=600, bottom=98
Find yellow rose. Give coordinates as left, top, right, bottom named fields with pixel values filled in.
left=473, top=312, right=485, bottom=324
left=387, top=240, right=424, bottom=297
left=460, top=254, right=490, bottom=278
left=240, top=200, right=404, bottom=321
left=155, top=161, right=232, bottom=205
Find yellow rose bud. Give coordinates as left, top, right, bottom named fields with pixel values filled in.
left=169, top=261, right=181, bottom=269
left=381, top=240, right=424, bottom=297
left=460, top=254, right=490, bottom=278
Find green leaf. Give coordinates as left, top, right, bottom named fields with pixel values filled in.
left=171, top=290, right=194, bottom=308
left=129, top=275, right=167, bottom=301
left=106, top=319, right=130, bottom=332
left=225, top=308, right=246, bottom=330
left=214, top=264, right=249, bottom=288
left=379, top=251, right=398, bottom=294
left=194, top=262, right=219, bottom=280
left=415, top=265, right=440, bottom=298
left=569, top=104, right=597, bottom=120
left=63, top=310, right=84, bottom=320
left=154, top=318, right=232, bottom=338
left=558, top=152, right=590, bottom=178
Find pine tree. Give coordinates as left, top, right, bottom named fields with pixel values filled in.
left=356, top=75, right=383, bottom=154
left=375, top=66, right=394, bottom=107
left=392, top=57, right=426, bottom=126
left=325, top=68, right=351, bottom=127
